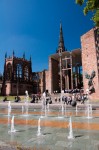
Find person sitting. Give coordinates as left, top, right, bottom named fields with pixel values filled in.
left=55, top=97, right=57, bottom=102
left=3, top=97, right=9, bottom=102
left=14, top=96, right=21, bottom=102
left=81, top=94, right=87, bottom=104
left=30, top=95, right=35, bottom=103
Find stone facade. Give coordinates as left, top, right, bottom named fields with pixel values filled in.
left=2, top=54, right=33, bottom=96
left=81, top=27, right=99, bottom=99
left=48, top=50, right=82, bottom=94
left=1, top=25, right=99, bottom=100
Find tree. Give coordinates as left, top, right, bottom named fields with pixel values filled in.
left=75, top=0, right=99, bottom=26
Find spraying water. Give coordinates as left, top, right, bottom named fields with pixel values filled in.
left=8, top=107, right=11, bottom=116
left=58, top=105, right=64, bottom=118
left=37, top=118, right=41, bottom=136
left=86, top=104, right=93, bottom=119
left=64, top=103, right=67, bottom=117
left=22, top=105, right=24, bottom=113
left=68, top=117, right=74, bottom=139
left=8, top=101, right=11, bottom=116
left=8, top=115, right=16, bottom=133
left=8, top=101, right=11, bottom=108
left=8, top=101, right=11, bottom=110
left=25, top=90, right=29, bottom=115
left=47, top=103, right=49, bottom=111
left=76, top=104, right=78, bottom=115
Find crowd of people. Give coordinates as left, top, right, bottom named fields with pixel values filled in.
left=62, top=93, right=88, bottom=105
left=54, top=93, right=88, bottom=105
left=2, top=88, right=88, bottom=106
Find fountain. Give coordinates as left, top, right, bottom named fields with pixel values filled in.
left=37, top=118, right=41, bottom=136
left=64, top=103, right=67, bottom=117
left=8, top=101, right=11, bottom=108
left=0, top=100, right=98, bottom=149
left=8, top=101, right=11, bottom=111
left=86, top=104, right=93, bottom=119
left=7, top=101, right=11, bottom=117
left=8, top=106, right=11, bottom=116
left=68, top=117, right=74, bottom=139
left=62, top=104, right=64, bottom=112
left=22, top=105, right=24, bottom=113
left=76, top=104, right=78, bottom=115
left=41, top=104, right=47, bottom=118
left=47, top=102, right=49, bottom=111
left=8, top=115, right=16, bottom=133
left=41, top=93, right=48, bottom=118
left=24, top=90, right=29, bottom=116
left=58, top=104, right=64, bottom=118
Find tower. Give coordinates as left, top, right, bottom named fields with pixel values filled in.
left=56, top=23, right=66, bottom=53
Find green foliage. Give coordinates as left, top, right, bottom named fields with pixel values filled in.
left=75, top=0, right=84, bottom=6
left=92, top=9, right=99, bottom=26
left=0, top=95, right=31, bottom=101
left=75, top=0, right=99, bottom=26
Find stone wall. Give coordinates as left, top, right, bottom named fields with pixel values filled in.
left=81, top=27, right=99, bottom=99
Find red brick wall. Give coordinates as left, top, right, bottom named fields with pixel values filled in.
left=81, top=27, right=99, bottom=99
left=48, top=57, right=59, bottom=94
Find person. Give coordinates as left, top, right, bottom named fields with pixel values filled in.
left=14, top=96, right=21, bottom=102
left=64, top=96, right=68, bottom=105
left=49, top=97, right=52, bottom=104
left=55, top=97, right=57, bottom=102
left=67, top=96, right=72, bottom=105
left=3, top=97, right=9, bottom=102
left=81, top=94, right=84, bottom=104
left=30, top=95, right=35, bottom=103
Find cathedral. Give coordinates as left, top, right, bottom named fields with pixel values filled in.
left=1, top=52, right=33, bottom=95
left=0, top=51, right=47, bottom=96
left=45, top=23, right=82, bottom=94
left=0, top=24, right=99, bottom=99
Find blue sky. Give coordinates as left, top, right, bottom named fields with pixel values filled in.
left=0, top=0, right=93, bottom=73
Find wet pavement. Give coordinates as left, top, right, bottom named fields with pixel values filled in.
left=0, top=101, right=99, bottom=150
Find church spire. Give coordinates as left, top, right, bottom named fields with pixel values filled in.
left=23, top=52, right=25, bottom=59
left=12, top=50, right=15, bottom=57
left=5, top=52, right=7, bottom=59
left=57, top=22, right=65, bottom=53
left=30, top=55, right=31, bottom=61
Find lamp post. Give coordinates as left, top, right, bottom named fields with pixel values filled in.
left=59, top=53, right=62, bottom=92
left=36, top=73, right=39, bottom=94
left=17, top=65, right=19, bottom=98
left=59, top=51, right=63, bottom=104
left=70, top=52, right=73, bottom=89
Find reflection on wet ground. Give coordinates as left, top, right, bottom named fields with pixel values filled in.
left=0, top=107, right=99, bottom=150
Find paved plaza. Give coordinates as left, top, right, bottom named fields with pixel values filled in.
left=0, top=100, right=99, bottom=150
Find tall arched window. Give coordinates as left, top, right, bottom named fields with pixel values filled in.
left=24, top=66, right=29, bottom=80
left=16, top=64, right=22, bottom=78
left=6, top=63, right=12, bottom=80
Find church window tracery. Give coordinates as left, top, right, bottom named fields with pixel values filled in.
left=6, top=63, right=12, bottom=80
left=16, top=64, right=22, bottom=79
left=24, top=66, right=29, bottom=80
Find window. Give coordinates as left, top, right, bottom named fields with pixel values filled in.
left=6, top=63, right=12, bottom=80
left=16, top=64, right=22, bottom=78
left=24, top=66, right=29, bottom=80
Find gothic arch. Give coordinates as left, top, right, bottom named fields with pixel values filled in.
left=16, top=64, right=22, bottom=78
left=6, top=63, right=12, bottom=80
left=24, top=65, right=29, bottom=81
